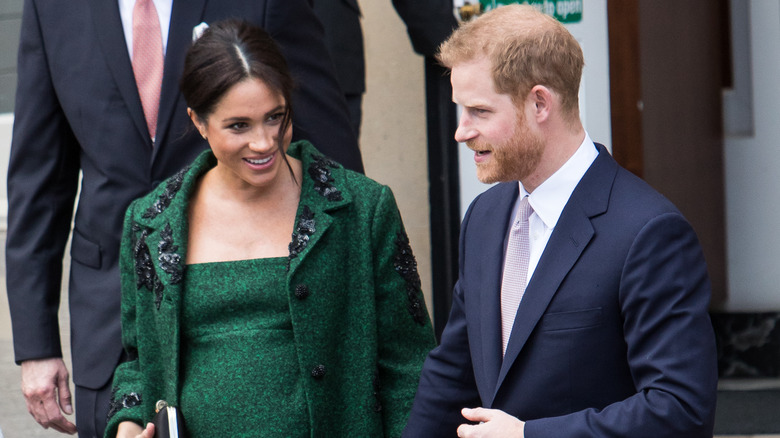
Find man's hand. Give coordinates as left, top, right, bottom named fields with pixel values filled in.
left=21, top=358, right=77, bottom=434
left=457, top=407, right=525, bottom=438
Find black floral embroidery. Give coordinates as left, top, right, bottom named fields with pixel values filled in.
left=288, top=206, right=316, bottom=269
left=142, top=165, right=189, bottom=219
left=372, top=368, right=382, bottom=413
left=308, top=154, right=342, bottom=201
left=158, top=223, right=182, bottom=284
left=132, top=224, right=164, bottom=309
left=107, top=387, right=142, bottom=420
left=394, top=231, right=426, bottom=325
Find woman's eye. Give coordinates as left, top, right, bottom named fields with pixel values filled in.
left=228, top=122, right=248, bottom=130
left=267, top=112, right=285, bottom=124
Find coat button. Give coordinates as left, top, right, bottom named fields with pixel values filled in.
left=295, top=284, right=310, bottom=300
left=155, top=400, right=168, bottom=412
left=311, top=364, right=326, bottom=379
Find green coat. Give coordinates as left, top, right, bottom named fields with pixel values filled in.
left=106, top=141, right=436, bottom=437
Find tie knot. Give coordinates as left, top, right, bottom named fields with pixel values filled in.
left=514, top=196, right=533, bottom=228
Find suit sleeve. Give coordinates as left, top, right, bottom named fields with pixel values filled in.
left=402, top=201, right=483, bottom=437
left=525, top=213, right=718, bottom=437
left=263, top=0, right=364, bottom=173
left=370, top=185, right=437, bottom=437
left=105, top=201, right=147, bottom=437
left=391, top=0, right=457, bottom=56
left=5, top=0, right=81, bottom=364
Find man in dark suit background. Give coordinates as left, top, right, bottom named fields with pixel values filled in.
left=310, top=0, right=457, bottom=137
left=6, top=0, right=361, bottom=436
left=403, top=5, right=718, bottom=437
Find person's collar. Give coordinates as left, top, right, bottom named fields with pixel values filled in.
left=519, top=132, right=598, bottom=229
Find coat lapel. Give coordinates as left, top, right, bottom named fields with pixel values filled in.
left=130, top=152, right=209, bottom=401
left=153, top=0, right=207, bottom=153
left=87, top=0, right=150, bottom=148
left=287, top=144, right=353, bottom=274
left=494, top=145, right=616, bottom=395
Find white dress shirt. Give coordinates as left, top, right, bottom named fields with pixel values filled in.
left=509, top=132, right=599, bottom=284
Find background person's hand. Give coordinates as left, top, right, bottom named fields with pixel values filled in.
left=457, top=407, right=525, bottom=438
left=20, top=358, right=77, bottom=434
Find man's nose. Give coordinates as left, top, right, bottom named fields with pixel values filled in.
left=454, top=116, right=476, bottom=143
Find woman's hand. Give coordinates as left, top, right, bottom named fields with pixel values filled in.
left=116, top=421, right=155, bottom=438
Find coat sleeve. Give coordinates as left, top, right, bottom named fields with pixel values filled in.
left=263, top=0, right=364, bottom=173
left=5, top=0, right=81, bottom=364
left=402, top=200, right=483, bottom=437
left=524, top=213, right=718, bottom=437
left=391, top=0, right=457, bottom=56
left=369, top=185, right=437, bottom=436
left=105, top=202, right=147, bottom=437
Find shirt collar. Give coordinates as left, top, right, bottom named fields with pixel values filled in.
left=519, top=132, right=599, bottom=230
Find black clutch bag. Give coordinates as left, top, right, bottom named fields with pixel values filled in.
left=152, top=401, right=187, bottom=438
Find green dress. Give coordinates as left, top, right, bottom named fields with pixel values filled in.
left=179, top=257, right=309, bottom=437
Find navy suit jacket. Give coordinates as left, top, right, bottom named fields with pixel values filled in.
left=6, top=0, right=361, bottom=390
left=404, top=145, right=718, bottom=437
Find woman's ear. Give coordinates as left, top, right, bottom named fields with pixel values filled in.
left=187, top=108, right=207, bottom=140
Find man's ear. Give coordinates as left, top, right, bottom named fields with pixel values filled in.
left=529, top=85, right=553, bottom=123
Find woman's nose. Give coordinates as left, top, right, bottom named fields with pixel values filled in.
left=248, top=128, right=275, bottom=151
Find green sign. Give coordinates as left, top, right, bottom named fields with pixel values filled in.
left=479, top=0, right=583, bottom=23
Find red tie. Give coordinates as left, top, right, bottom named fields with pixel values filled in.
left=500, top=197, right=533, bottom=356
left=132, top=0, right=163, bottom=141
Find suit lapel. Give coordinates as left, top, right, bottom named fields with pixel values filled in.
left=87, top=0, right=150, bottom=147
left=494, top=145, right=616, bottom=395
left=154, top=0, right=207, bottom=154
left=495, top=204, right=594, bottom=392
left=471, top=183, right=517, bottom=405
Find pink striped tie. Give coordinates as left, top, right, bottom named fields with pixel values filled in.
left=500, top=196, right=533, bottom=356
left=132, top=0, right=163, bottom=141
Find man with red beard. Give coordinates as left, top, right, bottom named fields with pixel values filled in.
left=403, top=5, right=717, bottom=438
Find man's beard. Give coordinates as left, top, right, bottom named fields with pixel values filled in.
left=468, top=123, right=544, bottom=184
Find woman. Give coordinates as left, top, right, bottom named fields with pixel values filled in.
left=105, top=20, right=435, bottom=437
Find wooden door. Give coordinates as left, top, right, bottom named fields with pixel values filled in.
left=607, top=0, right=727, bottom=307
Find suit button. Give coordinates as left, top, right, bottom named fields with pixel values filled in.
left=295, top=284, right=310, bottom=300
left=311, top=364, right=326, bottom=379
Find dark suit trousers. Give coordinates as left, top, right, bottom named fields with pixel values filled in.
left=75, top=382, right=111, bottom=438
